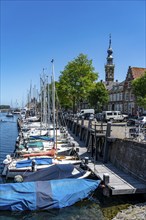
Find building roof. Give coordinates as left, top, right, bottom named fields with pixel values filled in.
left=108, top=81, right=125, bottom=93
left=102, top=81, right=117, bottom=91
left=130, top=67, right=146, bottom=79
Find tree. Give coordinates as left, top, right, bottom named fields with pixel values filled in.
left=57, top=54, right=98, bottom=112
left=132, top=72, right=146, bottom=109
left=87, top=82, right=109, bottom=112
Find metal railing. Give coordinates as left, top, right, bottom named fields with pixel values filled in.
left=126, top=125, right=146, bottom=142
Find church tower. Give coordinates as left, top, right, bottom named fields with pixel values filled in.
left=105, top=35, right=115, bottom=83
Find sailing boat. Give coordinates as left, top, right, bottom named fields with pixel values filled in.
left=6, top=101, right=14, bottom=117
left=6, top=111, right=14, bottom=117
left=50, top=59, right=60, bottom=152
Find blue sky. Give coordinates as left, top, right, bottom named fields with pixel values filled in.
left=1, top=0, right=146, bottom=107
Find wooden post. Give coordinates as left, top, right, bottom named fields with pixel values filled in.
left=103, top=122, right=111, bottom=163
left=88, top=119, right=92, bottom=129
left=71, top=119, right=75, bottom=132
left=79, top=117, right=84, bottom=140
left=103, top=173, right=110, bottom=185
left=85, top=119, right=92, bottom=147
left=86, top=130, right=90, bottom=148
left=91, top=133, right=94, bottom=158
left=94, top=121, right=97, bottom=161
left=75, top=118, right=79, bottom=136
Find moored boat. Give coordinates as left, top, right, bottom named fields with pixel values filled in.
left=2, top=155, right=81, bottom=178
left=0, top=179, right=101, bottom=211
left=16, top=163, right=91, bottom=182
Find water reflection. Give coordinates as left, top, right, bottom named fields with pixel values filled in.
left=0, top=199, right=105, bottom=220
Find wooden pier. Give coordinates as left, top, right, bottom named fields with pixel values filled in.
left=77, top=143, right=146, bottom=196
left=66, top=118, right=146, bottom=196
left=87, top=162, right=146, bottom=196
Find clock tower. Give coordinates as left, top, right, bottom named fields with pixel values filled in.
left=105, top=35, right=115, bottom=83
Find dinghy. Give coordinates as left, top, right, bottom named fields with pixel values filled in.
left=0, top=179, right=101, bottom=211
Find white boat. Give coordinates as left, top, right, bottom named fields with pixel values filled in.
left=2, top=155, right=81, bottom=179
left=6, top=112, right=14, bottom=117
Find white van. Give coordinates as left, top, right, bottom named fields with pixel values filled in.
left=78, top=109, right=95, bottom=118
left=102, top=111, right=128, bottom=122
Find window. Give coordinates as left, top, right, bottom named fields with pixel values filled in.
left=110, top=94, right=112, bottom=101
left=107, top=112, right=113, bottom=116
left=119, top=93, right=122, bottom=100
left=125, top=92, right=129, bottom=101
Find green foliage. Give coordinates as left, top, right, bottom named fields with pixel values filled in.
left=88, top=82, right=109, bottom=112
left=57, top=53, right=98, bottom=112
left=0, top=105, right=10, bottom=109
left=132, top=72, right=146, bottom=108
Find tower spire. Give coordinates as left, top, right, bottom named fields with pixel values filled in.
left=109, top=33, right=111, bottom=48
left=105, top=35, right=115, bottom=83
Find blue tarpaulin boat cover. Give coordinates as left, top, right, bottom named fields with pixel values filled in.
left=16, top=157, right=53, bottom=168
left=30, top=136, right=54, bottom=141
left=0, top=179, right=101, bottom=211
left=23, top=164, right=86, bottom=181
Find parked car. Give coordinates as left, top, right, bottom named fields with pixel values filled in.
left=135, top=116, right=146, bottom=126
left=79, top=113, right=94, bottom=120
left=77, top=109, right=95, bottom=118
left=102, top=111, right=128, bottom=122
left=95, top=113, right=103, bottom=121
left=127, top=116, right=139, bottom=126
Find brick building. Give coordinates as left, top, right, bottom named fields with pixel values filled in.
left=103, top=36, right=146, bottom=115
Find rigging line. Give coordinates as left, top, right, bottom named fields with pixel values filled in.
left=55, top=90, right=67, bottom=128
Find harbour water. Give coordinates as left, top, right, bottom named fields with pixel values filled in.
left=0, top=112, right=145, bottom=220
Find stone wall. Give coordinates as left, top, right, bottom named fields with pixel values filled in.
left=109, top=139, right=146, bottom=183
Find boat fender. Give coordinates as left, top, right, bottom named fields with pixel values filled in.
left=3, top=159, right=10, bottom=165
left=14, top=175, right=23, bottom=183
left=3, top=155, right=12, bottom=164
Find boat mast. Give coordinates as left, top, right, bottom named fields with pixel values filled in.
left=51, top=59, right=56, bottom=144
left=47, top=75, right=51, bottom=132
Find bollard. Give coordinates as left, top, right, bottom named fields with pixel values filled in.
left=103, top=173, right=110, bottom=185
left=85, top=157, right=89, bottom=164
